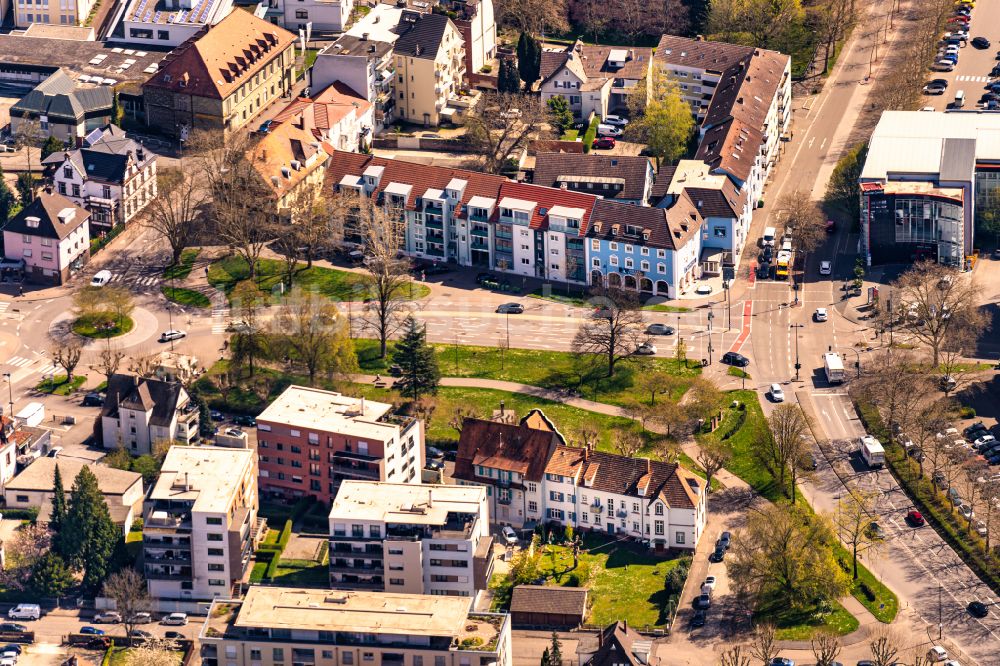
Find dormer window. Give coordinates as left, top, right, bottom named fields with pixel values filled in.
left=62, top=166, right=72, bottom=179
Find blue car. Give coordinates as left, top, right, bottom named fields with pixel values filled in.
left=941, top=53, right=959, bottom=64
left=79, top=626, right=104, bottom=635
left=258, top=119, right=274, bottom=135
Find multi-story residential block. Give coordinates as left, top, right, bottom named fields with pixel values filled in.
left=269, top=82, right=374, bottom=152
left=255, top=386, right=423, bottom=504
left=310, top=34, right=396, bottom=131
left=142, top=10, right=296, bottom=139
left=13, top=0, right=95, bottom=29
left=42, top=124, right=158, bottom=232
left=327, top=481, right=494, bottom=600
left=200, top=587, right=513, bottom=666
left=100, top=373, right=199, bottom=454
left=10, top=69, right=113, bottom=143
left=859, top=110, right=993, bottom=267
left=439, top=0, right=496, bottom=83
left=119, top=0, right=234, bottom=47
left=258, top=0, right=352, bottom=32
left=392, top=11, right=466, bottom=127
left=455, top=410, right=706, bottom=549
left=4, top=458, right=143, bottom=536
left=654, top=159, right=751, bottom=274
left=539, top=41, right=653, bottom=120
left=248, top=120, right=331, bottom=218
left=654, top=37, right=760, bottom=121
left=531, top=154, right=655, bottom=205
left=2, top=192, right=90, bottom=286
left=144, top=446, right=259, bottom=603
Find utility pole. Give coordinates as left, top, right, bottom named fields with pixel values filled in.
left=724, top=280, right=732, bottom=330
left=707, top=307, right=714, bottom=366
left=2, top=373, right=11, bottom=418
left=938, top=584, right=943, bottom=640
left=791, top=323, right=804, bottom=381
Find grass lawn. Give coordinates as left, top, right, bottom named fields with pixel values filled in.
left=498, top=533, right=689, bottom=627
left=161, top=286, right=211, bottom=308
left=208, top=255, right=429, bottom=303
left=641, top=304, right=693, bottom=313
left=108, top=647, right=182, bottom=665
left=72, top=313, right=134, bottom=338
left=758, top=595, right=860, bottom=640
left=271, top=558, right=330, bottom=587
left=163, top=248, right=200, bottom=280
left=355, top=339, right=700, bottom=408
left=833, top=542, right=898, bottom=623
left=35, top=375, right=86, bottom=395
left=727, top=366, right=750, bottom=379
left=560, top=129, right=580, bottom=141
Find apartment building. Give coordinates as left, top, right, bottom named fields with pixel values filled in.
left=310, top=34, right=396, bottom=130
left=539, top=41, right=653, bottom=120
left=119, top=0, right=234, bottom=47
left=438, top=0, right=496, bottom=82
left=142, top=10, right=297, bottom=139
left=455, top=410, right=706, bottom=549
left=255, top=386, right=423, bottom=504
left=100, top=373, right=199, bottom=454
left=200, top=587, right=513, bottom=666
left=2, top=192, right=90, bottom=286
left=269, top=82, right=374, bottom=153
left=654, top=36, right=758, bottom=121
left=144, top=446, right=260, bottom=603
left=13, top=0, right=96, bottom=28
left=248, top=121, right=331, bottom=218
left=531, top=154, right=655, bottom=206
left=10, top=69, right=113, bottom=143
left=259, top=0, right=352, bottom=32
left=42, top=124, right=158, bottom=231
left=328, top=481, right=494, bottom=600
left=392, top=11, right=465, bottom=126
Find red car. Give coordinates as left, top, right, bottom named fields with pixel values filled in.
left=592, top=137, right=616, bottom=149
left=906, top=509, right=925, bottom=526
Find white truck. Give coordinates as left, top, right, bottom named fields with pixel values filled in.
left=823, top=353, right=845, bottom=384
left=860, top=435, right=885, bottom=469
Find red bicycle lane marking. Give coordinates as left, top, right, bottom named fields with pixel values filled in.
left=729, top=299, right=753, bottom=353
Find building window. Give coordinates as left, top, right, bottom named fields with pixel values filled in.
left=609, top=242, right=618, bottom=251
left=273, top=649, right=285, bottom=662
left=207, top=533, right=223, bottom=541
left=208, top=563, right=225, bottom=571
left=207, top=548, right=223, bottom=556
left=640, top=261, right=650, bottom=271
left=655, top=521, right=664, bottom=535
left=527, top=482, right=537, bottom=492
left=641, top=247, right=649, bottom=256
left=295, top=8, right=307, bottom=17
left=206, top=517, right=223, bottom=525
left=657, top=249, right=666, bottom=258
left=676, top=531, right=686, bottom=544
left=714, top=227, right=727, bottom=237
left=654, top=504, right=663, bottom=516
left=528, top=501, right=537, bottom=512
left=208, top=579, right=226, bottom=586
left=343, top=653, right=353, bottom=665
left=657, top=263, right=666, bottom=274
left=390, top=578, right=405, bottom=585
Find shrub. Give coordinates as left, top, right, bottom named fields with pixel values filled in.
left=959, top=406, right=976, bottom=418
left=3, top=508, right=39, bottom=522
left=860, top=582, right=876, bottom=601
left=278, top=519, right=293, bottom=548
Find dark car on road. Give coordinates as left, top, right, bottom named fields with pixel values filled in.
left=79, top=627, right=104, bottom=636
left=693, top=593, right=711, bottom=610
left=646, top=324, right=675, bottom=336
left=0, top=624, right=26, bottom=633
left=721, top=352, right=749, bottom=367
left=968, top=600, right=989, bottom=617
left=690, top=609, right=707, bottom=627
left=81, top=392, right=103, bottom=407
left=496, top=303, right=524, bottom=314
left=973, top=36, right=991, bottom=49
left=708, top=545, right=726, bottom=562
left=233, top=415, right=256, bottom=427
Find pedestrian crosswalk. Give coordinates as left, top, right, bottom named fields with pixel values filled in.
left=956, top=75, right=991, bottom=82
left=105, top=272, right=159, bottom=287
left=211, top=307, right=231, bottom=335
left=0, top=301, right=10, bottom=314
left=6, top=356, right=32, bottom=368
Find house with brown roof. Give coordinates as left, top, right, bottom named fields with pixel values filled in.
left=247, top=121, right=331, bottom=217
left=269, top=82, right=373, bottom=153
left=510, top=585, right=588, bottom=628
left=539, top=41, right=653, bottom=121
left=141, top=10, right=297, bottom=140
left=584, top=621, right=654, bottom=666
left=531, top=153, right=655, bottom=205
left=100, top=373, right=199, bottom=455
left=2, top=191, right=91, bottom=285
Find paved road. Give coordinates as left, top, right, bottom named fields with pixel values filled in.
left=921, top=0, right=1000, bottom=110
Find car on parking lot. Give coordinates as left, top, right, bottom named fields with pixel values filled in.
left=82, top=392, right=103, bottom=407
left=603, top=115, right=629, bottom=127
left=709, top=545, right=726, bottom=562
left=92, top=611, right=121, bottom=624
left=646, top=323, right=675, bottom=335
left=769, top=659, right=794, bottom=666
left=165, top=630, right=184, bottom=639
left=814, top=307, right=828, bottom=322
left=233, top=414, right=256, bottom=427
left=769, top=383, right=784, bottom=402
left=496, top=302, right=524, bottom=314
left=158, top=329, right=186, bottom=343
left=928, top=646, right=948, bottom=662
left=695, top=284, right=712, bottom=295
left=968, top=600, right=989, bottom=617
left=635, top=342, right=657, bottom=355
left=427, top=446, right=444, bottom=460
left=959, top=504, right=974, bottom=520
left=162, top=612, right=188, bottom=626
left=693, top=593, right=711, bottom=609
left=721, top=352, right=749, bottom=367
left=690, top=609, right=707, bottom=627
left=819, top=260, right=832, bottom=274
left=965, top=422, right=989, bottom=438
left=906, top=509, right=926, bottom=526
left=501, top=526, right=518, bottom=546
left=425, top=459, right=445, bottom=471
left=592, top=137, right=616, bottom=150
left=718, top=531, right=732, bottom=548
left=79, top=626, right=104, bottom=635
left=0, top=647, right=19, bottom=657
left=129, top=629, right=155, bottom=642
left=924, top=81, right=949, bottom=94
left=974, top=435, right=996, bottom=449
left=973, top=36, right=991, bottom=48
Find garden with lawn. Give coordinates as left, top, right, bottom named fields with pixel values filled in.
left=208, top=255, right=429, bottom=303
left=162, top=248, right=201, bottom=280
left=161, top=286, right=211, bottom=308
left=36, top=374, right=86, bottom=395
left=72, top=313, right=134, bottom=338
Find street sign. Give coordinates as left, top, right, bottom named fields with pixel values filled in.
left=723, top=266, right=735, bottom=281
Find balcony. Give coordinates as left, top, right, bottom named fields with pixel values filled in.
left=330, top=463, right=380, bottom=480
left=145, top=565, right=192, bottom=580
left=470, top=226, right=489, bottom=238
left=144, top=550, right=192, bottom=564
left=425, top=217, right=444, bottom=230
left=426, top=246, right=445, bottom=258
left=329, top=561, right=383, bottom=573
left=86, top=194, right=115, bottom=207
left=471, top=239, right=489, bottom=251
left=497, top=495, right=512, bottom=505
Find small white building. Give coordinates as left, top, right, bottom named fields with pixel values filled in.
left=100, top=374, right=199, bottom=454
left=2, top=192, right=90, bottom=286
left=259, top=0, right=352, bottom=32
left=118, top=0, right=234, bottom=47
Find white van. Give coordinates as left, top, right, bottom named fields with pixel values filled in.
left=90, top=270, right=112, bottom=287
left=955, top=90, right=965, bottom=107
left=8, top=604, right=40, bottom=620
left=762, top=226, right=776, bottom=246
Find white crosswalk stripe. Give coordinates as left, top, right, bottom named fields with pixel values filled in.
left=0, top=302, right=9, bottom=313
left=6, top=356, right=32, bottom=368
left=137, top=276, right=158, bottom=286
left=212, top=308, right=230, bottom=318
left=957, top=75, right=991, bottom=82
left=38, top=363, right=60, bottom=376
left=109, top=273, right=124, bottom=282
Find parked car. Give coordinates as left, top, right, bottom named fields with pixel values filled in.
left=92, top=612, right=121, bottom=624
left=127, top=612, right=152, bottom=625
left=603, top=115, right=629, bottom=127
left=814, top=307, right=828, bottom=322
left=968, top=600, right=989, bottom=617
left=718, top=531, right=732, bottom=548
left=161, top=613, right=188, bottom=626
left=258, top=119, right=274, bottom=135
left=959, top=504, right=974, bottom=520
left=646, top=323, right=675, bottom=335
left=709, top=545, right=726, bottom=562
left=496, top=303, right=524, bottom=314
left=906, top=509, right=926, bottom=526
left=965, top=422, right=989, bottom=438
left=932, top=60, right=956, bottom=71
left=635, top=342, right=657, bottom=355
left=596, top=124, right=622, bottom=137
left=974, top=435, right=996, bottom=449
left=426, top=446, right=445, bottom=460
left=690, top=609, right=707, bottom=627
left=233, top=415, right=256, bottom=427
left=769, top=383, right=785, bottom=402
left=973, top=36, right=991, bottom=48
left=693, top=593, right=711, bottom=609
left=81, top=392, right=103, bottom=407
left=721, top=352, right=749, bottom=367
left=703, top=576, right=717, bottom=591
left=79, top=627, right=104, bottom=636
left=8, top=605, right=39, bottom=621
left=128, top=629, right=154, bottom=642
left=769, top=659, right=794, bottom=666
left=501, top=526, right=519, bottom=546
left=164, top=631, right=184, bottom=639
left=927, top=646, right=948, bottom=662
left=695, top=284, right=712, bottom=295
left=592, top=137, right=616, bottom=150
left=158, top=329, right=186, bottom=343
left=90, top=270, right=113, bottom=287
left=425, top=460, right=444, bottom=471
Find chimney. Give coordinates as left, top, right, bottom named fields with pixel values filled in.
left=428, top=487, right=433, bottom=508
left=646, top=458, right=651, bottom=474
left=361, top=32, right=369, bottom=41
left=185, top=472, right=190, bottom=490
left=137, top=146, right=145, bottom=162
left=583, top=447, right=588, bottom=462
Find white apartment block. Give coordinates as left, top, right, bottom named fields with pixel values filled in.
left=328, top=482, right=494, bottom=601
left=260, top=0, right=352, bottom=32
left=144, top=446, right=260, bottom=605
left=100, top=374, right=199, bottom=455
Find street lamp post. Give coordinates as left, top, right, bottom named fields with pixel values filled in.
left=724, top=280, right=732, bottom=330
left=791, top=323, right=804, bottom=381
left=2, top=373, right=11, bottom=418
left=707, top=308, right=714, bottom=366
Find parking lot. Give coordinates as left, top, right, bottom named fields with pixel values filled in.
left=923, top=0, right=1000, bottom=109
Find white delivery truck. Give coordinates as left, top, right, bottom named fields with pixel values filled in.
left=860, top=435, right=885, bottom=469
left=823, top=353, right=845, bottom=384
left=15, top=402, right=44, bottom=427
left=762, top=226, right=777, bottom=246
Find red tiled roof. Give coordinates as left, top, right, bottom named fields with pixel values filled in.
left=496, top=180, right=598, bottom=235
left=454, top=417, right=562, bottom=483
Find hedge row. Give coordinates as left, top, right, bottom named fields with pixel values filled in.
left=3, top=508, right=39, bottom=522
left=856, top=398, right=1000, bottom=595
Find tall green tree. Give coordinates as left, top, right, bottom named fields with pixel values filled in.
left=60, top=467, right=121, bottom=593
left=498, top=58, right=521, bottom=93
left=50, top=464, right=67, bottom=541
left=825, top=142, right=867, bottom=224
left=111, top=91, right=124, bottom=127
left=547, top=96, right=574, bottom=134
left=626, top=69, right=694, bottom=167
left=40, top=136, right=64, bottom=160
left=391, top=316, right=440, bottom=401
left=16, top=172, right=36, bottom=204
left=516, top=32, right=541, bottom=91
left=0, top=166, right=14, bottom=222
left=549, top=632, right=563, bottom=666
left=29, top=552, right=74, bottom=597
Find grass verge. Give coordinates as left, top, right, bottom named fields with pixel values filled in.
left=163, top=248, right=200, bottom=280
left=641, top=304, right=693, bottom=313
left=72, top=313, right=134, bottom=338
left=727, top=366, right=750, bottom=379
left=161, top=286, right=211, bottom=308
left=35, top=375, right=86, bottom=395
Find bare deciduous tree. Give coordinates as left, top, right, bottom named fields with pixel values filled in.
left=834, top=484, right=881, bottom=580
left=230, top=281, right=269, bottom=377
left=572, top=288, right=646, bottom=377
left=90, top=343, right=126, bottom=385
left=492, top=0, right=568, bottom=36
left=51, top=340, right=83, bottom=382
left=102, top=568, right=151, bottom=646
left=464, top=93, right=550, bottom=174
left=717, top=645, right=752, bottom=666
left=120, top=640, right=182, bottom=666
left=128, top=350, right=159, bottom=378
left=762, top=404, right=812, bottom=501
left=749, top=623, right=778, bottom=665
left=853, top=350, right=927, bottom=448
left=143, top=166, right=207, bottom=266
left=811, top=631, right=843, bottom=666
left=867, top=625, right=900, bottom=666
left=449, top=405, right=482, bottom=435
left=614, top=429, right=643, bottom=458
left=696, top=441, right=731, bottom=492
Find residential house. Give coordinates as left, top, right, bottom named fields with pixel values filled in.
left=258, top=0, right=353, bottom=32
left=100, top=373, right=199, bottom=454
left=269, top=82, right=373, bottom=153
left=509, top=586, right=588, bottom=629
left=10, top=69, right=113, bottom=143
left=4, top=457, right=143, bottom=536
left=142, top=10, right=297, bottom=139
left=248, top=121, right=331, bottom=218
left=584, top=621, right=654, bottom=666
left=42, top=124, right=158, bottom=232
left=453, top=409, right=564, bottom=527
left=392, top=11, right=466, bottom=126
left=654, top=36, right=757, bottom=121
left=327, top=481, right=494, bottom=600
left=654, top=159, right=751, bottom=274
left=2, top=191, right=90, bottom=285
left=119, top=0, right=234, bottom=47
left=539, top=41, right=653, bottom=120
left=144, top=446, right=260, bottom=604
left=531, top=153, right=654, bottom=205
left=255, top=386, right=424, bottom=504
left=310, top=34, right=396, bottom=131
left=199, top=588, right=513, bottom=666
